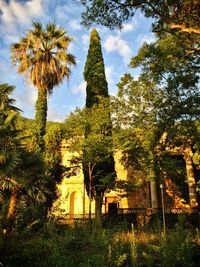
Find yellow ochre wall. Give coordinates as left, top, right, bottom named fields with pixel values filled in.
left=51, top=141, right=151, bottom=219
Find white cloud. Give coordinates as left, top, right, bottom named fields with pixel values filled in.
left=105, top=66, right=114, bottom=85
left=47, top=107, right=65, bottom=122
left=81, top=34, right=90, bottom=49
left=4, top=33, right=19, bottom=44
left=13, top=85, right=37, bottom=115
left=55, top=4, right=69, bottom=21
left=72, top=81, right=86, bottom=96
left=24, top=86, right=37, bottom=105
left=0, top=0, right=43, bottom=25
left=69, top=19, right=82, bottom=31
left=137, top=34, right=155, bottom=46
left=103, top=35, right=132, bottom=62
left=21, top=86, right=37, bottom=106
left=121, top=23, right=136, bottom=33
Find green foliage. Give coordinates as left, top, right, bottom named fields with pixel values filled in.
left=64, top=103, right=116, bottom=196
left=0, top=83, right=23, bottom=180
left=0, top=83, right=21, bottom=114
left=11, top=21, right=76, bottom=92
left=64, top=107, right=86, bottom=138
left=44, top=123, right=64, bottom=210
left=35, top=89, right=48, bottom=151
left=83, top=29, right=116, bottom=204
left=84, top=29, right=108, bottom=108
left=129, top=34, right=199, bottom=126
left=11, top=21, right=76, bottom=151
left=159, top=229, right=198, bottom=266
left=81, top=1, right=200, bottom=36
left=0, top=83, right=47, bottom=233
left=111, top=28, right=200, bottom=188
left=14, top=116, right=66, bottom=222
left=1, top=224, right=200, bottom=267
left=112, top=75, right=161, bottom=184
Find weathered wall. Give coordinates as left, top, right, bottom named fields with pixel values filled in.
left=51, top=141, right=196, bottom=219
left=51, top=142, right=151, bottom=218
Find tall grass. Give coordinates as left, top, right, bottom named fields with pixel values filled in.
left=1, top=220, right=200, bottom=267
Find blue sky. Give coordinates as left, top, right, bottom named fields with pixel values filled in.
left=0, top=0, right=155, bottom=122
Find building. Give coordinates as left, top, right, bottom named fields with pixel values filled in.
left=51, top=140, right=199, bottom=221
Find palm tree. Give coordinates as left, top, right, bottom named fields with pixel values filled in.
left=11, top=22, right=76, bottom=151
left=0, top=83, right=46, bottom=232
left=0, top=84, right=21, bottom=170
left=0, top=83, right=20, bottom=113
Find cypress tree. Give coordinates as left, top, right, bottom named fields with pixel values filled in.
left=84, top=29, right=109, bottom=107
left=83, top=29, right=116, bottom=226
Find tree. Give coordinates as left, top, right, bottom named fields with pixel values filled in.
left=112, top=32, right=200, bottom=207
left=112, top=74, right=162, bottom=208
left=83, top=29, right=116, bottom=227
left=81, top=0, right=200, bottom=35
left=11, top=22, right=76, bottom=151
left=84, top=28, right=109, bottom=107
left=129, top=35, right=200, bottom=126
left=0, top=84, right=22, bottom=192
left=44, top=123, right=64, bottom=213
left=0, top=84, right=46, bottom=234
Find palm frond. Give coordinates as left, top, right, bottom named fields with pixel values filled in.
left=11, top=21, right=76, bottom=91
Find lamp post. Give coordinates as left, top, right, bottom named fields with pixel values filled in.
left=160, top=184, right=166, bottom=235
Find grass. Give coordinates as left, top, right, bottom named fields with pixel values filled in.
left=1, top=220, right=200, bottom=267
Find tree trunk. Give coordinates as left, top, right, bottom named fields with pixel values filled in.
left=35, top=88, right=48, bottom=152
left=183, top=147, right=198, bottom=208
left=6, top=187, right=18, bottom=232
left=150, top=180, right=158, bottom=209
left=7, top=188, right=17, bottom=220
left=95, top=194, right=102, bottom=228
left=1, top=188, right=18, bottom=259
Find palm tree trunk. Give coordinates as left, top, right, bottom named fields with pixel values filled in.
left=35, top=89, right=48, bottom=152
left=1, top=188, right=18, bottom=258
left=7, top=189, right=17, bottom=219
left=7, top=187, right=18, bottom=230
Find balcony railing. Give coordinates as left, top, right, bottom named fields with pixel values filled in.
left=57, top=207, right=199, bottom=222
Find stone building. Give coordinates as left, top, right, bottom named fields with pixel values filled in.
left=51, top=140, right=199, bottom=220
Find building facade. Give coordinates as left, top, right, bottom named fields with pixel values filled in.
left=51, top=141, right=199, bottom=221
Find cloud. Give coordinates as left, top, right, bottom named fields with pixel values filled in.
left=81, top=33, right=90, bottom=49
left=72, top=81, right=86, bottom=96
left=54, top=4, right=69, bottom=21
left=103, top=35, right=132, bottom=62
left=18, top=86, right=37, bottom=106
left=137, top=34, right=155, bottom=46
left=47, top=106, right=65, bottom=122
left=13, top=84, right=37, bottom=116
left=0, top=0, right=43, bottom=25
left=69, top=19, right=82, bottom=31
left=0, top=0, right=44, bottom=45
left=105, top=66, right=114, bottom=85
left=121, top=22, right=137, bottom=33
left=3, top=33, right=19, bottom=43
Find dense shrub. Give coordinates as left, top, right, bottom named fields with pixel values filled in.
left=1, top=222, right=200, bottom=267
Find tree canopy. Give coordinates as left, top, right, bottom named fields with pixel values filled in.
left=81, top=0, right=200, bottom=35
left=11, top=21, right=76, bottom=151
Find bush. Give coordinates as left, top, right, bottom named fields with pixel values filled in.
left=1, top=222, right=200, bottom=267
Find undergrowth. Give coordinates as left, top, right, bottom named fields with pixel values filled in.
left=0, top=219, right=200, bottom=267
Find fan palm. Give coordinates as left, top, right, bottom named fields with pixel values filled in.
left=0, top=84, right=46, bottom=231
left=0, top=84, right=21, bottom=168
left=11, top=22, right=76, bottom=151
left=0, top=83, right=21, bottom=114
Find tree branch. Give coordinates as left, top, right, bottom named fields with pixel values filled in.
left=170, top=24, right=200, bottom=35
